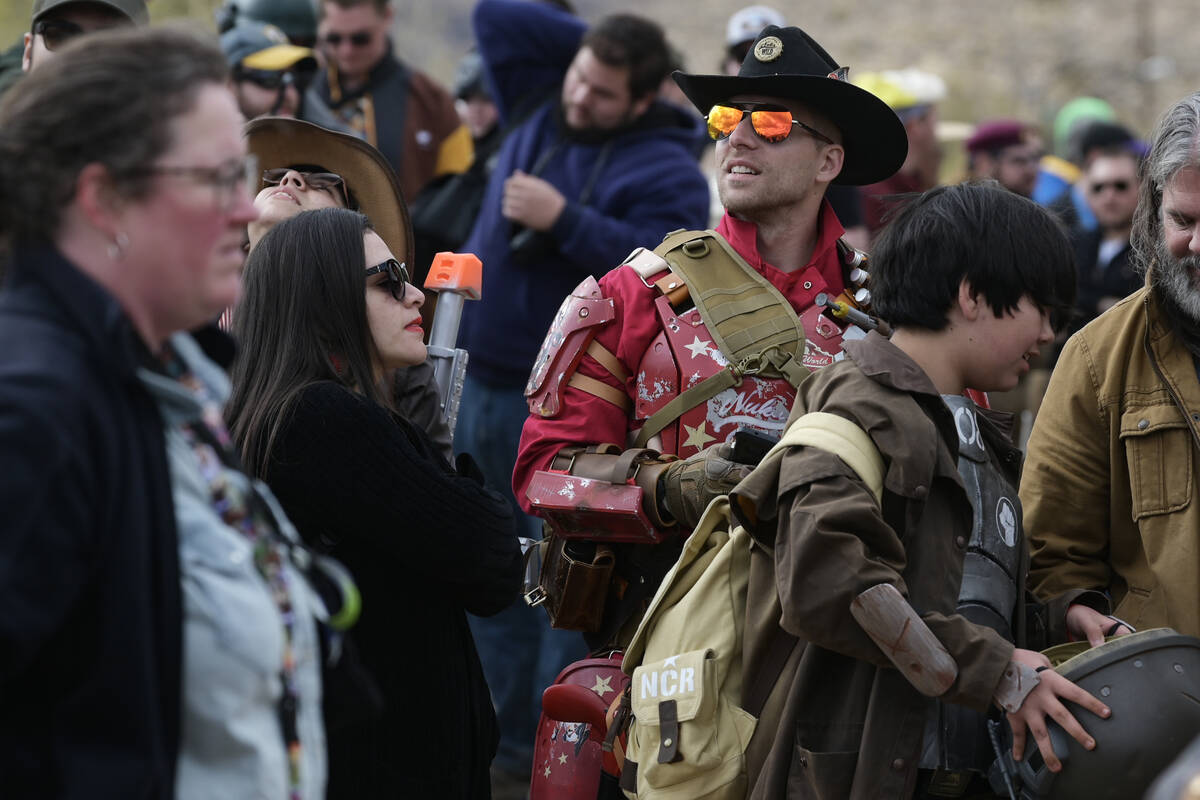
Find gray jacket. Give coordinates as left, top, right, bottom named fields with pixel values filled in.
left=140, top=333, right=327, bottom=800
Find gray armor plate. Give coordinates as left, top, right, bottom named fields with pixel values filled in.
left=921, top=395, right=1023, bottom=772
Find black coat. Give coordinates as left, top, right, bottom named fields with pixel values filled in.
left=1072, top=228, right=1140, bottom=330
left=0, top=245, right=181, bottom=798
left=261, top=381, right=522, bottom=800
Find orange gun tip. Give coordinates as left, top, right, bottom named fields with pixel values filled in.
left=424, top=252, right=482, bottom=300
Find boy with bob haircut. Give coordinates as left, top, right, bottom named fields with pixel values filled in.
left=735, top=182, right=1112, bottom=798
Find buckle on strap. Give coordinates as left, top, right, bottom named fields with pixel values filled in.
left=626, top=246, right=672, bottom=286
left=524, top=586, right=547, bottom=607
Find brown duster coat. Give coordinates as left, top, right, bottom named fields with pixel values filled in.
left=1023, top=286, right=1200, bottom=637
left=734, top=333, right=1023, bottom=800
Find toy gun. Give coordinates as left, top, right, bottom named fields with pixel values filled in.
left=423, top=252, right=482, bottom=436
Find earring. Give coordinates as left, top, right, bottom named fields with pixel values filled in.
left=107, top=231, right=130, bottom=261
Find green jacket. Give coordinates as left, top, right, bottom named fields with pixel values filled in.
left=736, top=332, right=1023, bottom=800
left=1023, top=286, right=1200, bottom=636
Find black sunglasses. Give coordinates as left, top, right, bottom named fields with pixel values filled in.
left=364, top=258, right=411, bottom=301
left=323, top=31, right=372, bottom=47
left=236, top=66, right=313, bottom=92
left=34, top=19, right=85, bottom=51
left=261, top=168, right=350, bottom=207
left=1090, top=179, right=1132, bottom=194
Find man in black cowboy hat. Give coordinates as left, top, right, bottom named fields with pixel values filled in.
left=513, top=23, right=906, bottom=792
left=516, top=21, right=905, bottom=623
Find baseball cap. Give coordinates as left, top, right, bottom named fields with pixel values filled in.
left=965, top=119, right=1031, bottom=154
left=31, top=0, right=149, bottom=26
left=725, top=5, right=786, bottom=48
left=220, top=20, right=316, bottom=72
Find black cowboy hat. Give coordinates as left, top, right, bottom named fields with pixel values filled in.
left=673, top=25, right=907, bottom=186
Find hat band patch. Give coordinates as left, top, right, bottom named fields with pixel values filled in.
left=753, top=36, right=783, bottom=63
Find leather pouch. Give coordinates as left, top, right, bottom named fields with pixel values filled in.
left=539, top=536, right=615, bottom=632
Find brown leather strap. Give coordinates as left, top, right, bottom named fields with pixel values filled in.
left=585, top=339, right=630, bottom=383
left=652, top=271, right=690, bottom=307
left=610, top=448, right=655, bottom=485
left=567, top=373, right=632, bottom=411
left=657, top=699, right=682, bottom=764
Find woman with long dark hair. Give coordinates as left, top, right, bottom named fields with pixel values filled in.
left=226, top=207, right=521, bottom=799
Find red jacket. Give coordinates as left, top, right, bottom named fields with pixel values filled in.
left=513, top=205, right=846, bottom=510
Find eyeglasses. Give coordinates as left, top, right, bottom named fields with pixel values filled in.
left=129, top=154, right=258, bottom=211
left=365, top=258, right=411, bottom=301
left=261, top=168, right=350, bottom=208
left=706, top=103, right=834, bottom=145
left=322, top=31, right=372, bottom=48
left=34, top=19, right=84, bottom=51
left=1090, top=179, right=1132, bottom=194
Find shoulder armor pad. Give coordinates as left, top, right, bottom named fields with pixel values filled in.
left=525, top=275, right=616, bottom=418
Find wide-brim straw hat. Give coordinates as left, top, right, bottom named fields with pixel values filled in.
left=244, top=117, right=413, bottom=268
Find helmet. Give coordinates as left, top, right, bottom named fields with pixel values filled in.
left=853, top=69, right=946, bottom=113
left=216, top=0, right=317, bottom=45
left=989, top=629, right=1200, bottom=799
left=530, top=654, right=629, bottom=800
left=724, top=5, right=786, bottom=48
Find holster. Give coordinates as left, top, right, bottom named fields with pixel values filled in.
left=529, top=534, right=616, bottom=632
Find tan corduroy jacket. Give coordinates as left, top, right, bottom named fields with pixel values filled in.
left=1023, top=286, right=1200, bottom=636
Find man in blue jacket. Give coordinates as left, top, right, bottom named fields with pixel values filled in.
left=456, top=1, right=709, bottom=791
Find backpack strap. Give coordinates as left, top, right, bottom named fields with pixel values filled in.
left=770, top=411, right=884, bottom=504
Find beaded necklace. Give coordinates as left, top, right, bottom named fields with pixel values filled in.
left=164, top=347, right=305, bottom=800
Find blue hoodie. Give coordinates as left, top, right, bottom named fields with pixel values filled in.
left=459, top=0, right=710, bottom=386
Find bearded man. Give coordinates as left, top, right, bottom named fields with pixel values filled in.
left=1022, top=91, right=1200, bottom=641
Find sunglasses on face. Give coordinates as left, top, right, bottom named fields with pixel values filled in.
left=365, top=258, right=411, bottom=302
left=1091, top=179, right=1132, bottom=194
left=261, top=168, right=349, bottom=207
left=706, top=103, right=834, bottom=145
left=33, top=18, right=85, bottom=50
left=236, top=66, right=312, bottom=91
left=322, top=31, right=372, bottom=47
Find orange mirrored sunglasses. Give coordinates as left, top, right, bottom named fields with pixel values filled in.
left=706, top=103, right=834, bottom=145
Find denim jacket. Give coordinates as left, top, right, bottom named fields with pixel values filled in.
left=140, top=333, right=327, bottom=800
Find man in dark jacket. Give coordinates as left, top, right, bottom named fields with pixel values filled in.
left=457, top=1, right=709, bottom=788
left=311, top=0, right=471, bottom=204
left=1069, top=144, right=1143, bottom=330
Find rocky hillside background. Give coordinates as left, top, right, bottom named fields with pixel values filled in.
left=2, top=0, right=1194, bottom=146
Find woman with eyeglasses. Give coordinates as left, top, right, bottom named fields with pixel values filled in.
left=226, top=207, right=522, bottom=800
left=0, top=26, right=330, bottom=800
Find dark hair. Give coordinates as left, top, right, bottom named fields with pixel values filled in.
left=870, top=182, right=1076, bottom=332
left=1077, top=121, right=1136, bottom=164
left=226, top=207, right=383, bottom=477
left=318, top=0, right=388, bottom=17
left=1132, top=92, right=1200, bottom=278
left=0, top=24, right=228, bottom=244
left=581, top=14, right=670, bottom=100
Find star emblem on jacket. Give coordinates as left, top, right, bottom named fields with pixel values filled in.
left=590, top=675, right=613, bottom=697
left=684, top=336, right=712, bottom=359
left=682, top=423, right=716, bottom=452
